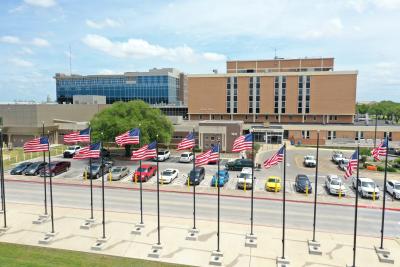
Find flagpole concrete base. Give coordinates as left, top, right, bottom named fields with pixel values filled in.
left=186, top=228, right=199, bottom=241
left=245, top=233, right=257, bottom=248
left=91, top=236, right=110, bottom=251
left=308, top=240, right=322, bottom=255
left=276, top=257, right=290, bottom=267
left=80, top=218, right=96, bottom=229
left=131, top=223, right=145, bottom=235
left=148, top=243, right=163, bottom=258
left=374, top=246, right=394, bottom=264
left=0, top=210, right=3, bottom=214
left=33, top=214, right=49, bottom=224
left=38, top=231, right=59, bottom=245
left=0, top=226, right=10, bottom=236
left=209, top=250, right=224, bottom=266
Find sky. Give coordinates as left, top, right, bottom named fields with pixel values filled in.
left=1, top=0, right=400, bottom=102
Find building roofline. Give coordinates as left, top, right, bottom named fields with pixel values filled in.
left=226, top=57, right=335, bottom=63
left=187, top=70, right=358, bottom=78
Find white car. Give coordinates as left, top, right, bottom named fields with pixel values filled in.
left=160, top=168, right=179, bottom=184
left=325, top=175, right=347, bottom=195
left=386, top=180, right=400, bottom=199
left=63, top=145, right=81, bottom=158
left=156, top=150, right=170, bottom=161
left=332, top=152, right=345, bottom=164
left=338, top=159, right=349, bottom=171
left=179, top=152, right=194, bottom=163
left=237, top=167, right=253, bottom=189
left=352, top=177, right=380, bottom=199
left=304, top=155, right=316, bottom=167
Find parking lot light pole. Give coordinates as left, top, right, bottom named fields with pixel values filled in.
left=312, top=131, right=320, bottom=242
left=380, top=136, right=389, bottom=249
left=0, top=128, right=7, bottom=228
left=42, top=122, right=48, bottom=216
left=47, top=132, right=55, bottom=234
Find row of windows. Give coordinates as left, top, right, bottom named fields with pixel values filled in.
left=249, top=77, right=260, bottom=113
left=226, top=77, right=238, bottom=113
left=298, top=76, right=310, bottom=114
left=274, top=76, right=286, bottom=114
left=56, top=76, right=173, bottom=87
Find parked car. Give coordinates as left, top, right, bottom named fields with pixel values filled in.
left=83, top=164, right=110, bottom=179
left=101, top=148, right=111, bottom=157
left=23, top=162, right=48, bottom=176
left=160, top=168, right=179, bottom=184
left=40, top=161, right=71, bottom=177
left=225, top=159, right=253, bottom=171
left=155, top=150, right=170, bottom=162
left=179, top=152, right=194, bottom=163
left=133, top=164, right=157, bottom=182
left=295, top=174, right=312, bottom=193
left=186, top=167, right=205, bottom=185
left=110, top=166, right=129, bottom=181
left=210, top=170, right=229, bottom=187
left=10, top=162, right=33, bottom=175
left=386, top=180, right=400, bottom=199
left=325, top=175, right=347, bottom=195
left=237, top=167, right=253, bottom=189
left=332, top=152, right=345, bottom=164
left=352, top=177, right=380, bottom=199
left=303, top=155, right=316, bottom=167
left=92, top=157, right=114, bottom=168
left=338, top=159, right=349, bottom=171
left=387, top=148, right=400, bottom=156
left=265, top=176, right=281, bottom=192
left=63, top=145, right=81, bottom=158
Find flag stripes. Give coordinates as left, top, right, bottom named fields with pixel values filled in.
left=115, top=128, right=140, bottom=146
left=131, top=141, right=157, bottom=161
left=23, top=137, right=49, bottom=152
left=232, top=133, right=252, bottom=152
left=371, top=138, right=388, bottom=161
left=177, top=132, right=195, bottom=150
left=63, top=128, right=90, bottom=143
left=344, top=150, right=359, bottom=179
left=263, top=146, right=285, bottom=169
left=73, top=143, right=101, bottom=159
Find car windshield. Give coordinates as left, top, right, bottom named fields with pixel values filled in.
left=362, top=181, right=375, bottom=188
left=305, top=156, right=314, bottom=160
left=112, top=167, right=122, bottom=173
left=268, top=178, right=279, bottom=183
left=181, top=153, right=189, bottom=157
left=395, top=184, right=400, bottom=190
left=331, top=179, right=341, bottom=185
left=239, top=173, right=251, bottom=179
left=189, top=169, right=202, bottom=177
left=298, top=176, right=308, bottom=181
left=137, top=168, right=149, bottom=172
left=162, top=170, right=174, bottom=175
left=17, top=162, right=30, bottom=168
left=67, top=146, right=76, bottom=150
left=158, top=151, right=166, bottom=155
left=90, top=165, right=100, bottom=171
left=27, top=163, right=40, bottom=169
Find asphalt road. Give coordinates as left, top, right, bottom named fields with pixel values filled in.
left=3, top=179, right=400, bottom=238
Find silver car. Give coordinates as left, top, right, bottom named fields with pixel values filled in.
left=110, top=166, right=129, bottom=181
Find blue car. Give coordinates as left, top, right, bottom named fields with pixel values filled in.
left=210, top=170, right=229, bottom=187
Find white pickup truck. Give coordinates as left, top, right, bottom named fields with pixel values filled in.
left=63, top=145, right=81, bottom=158
left=236, top=167, right=253, bottom=190
left=303, top=155, right=316, bottom=167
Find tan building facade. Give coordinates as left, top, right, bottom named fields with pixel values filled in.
left=188, top=58, right=357, bottom=124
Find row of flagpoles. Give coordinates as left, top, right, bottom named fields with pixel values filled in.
left=0, top=125, right=391, bottom=265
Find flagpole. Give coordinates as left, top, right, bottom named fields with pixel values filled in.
left=250, top=129, right=254, bottom=236
left=156, top=137, right=161, bottom=245
left=192, top=128, right=196, bottom=230
left=101, top=139, right=106, bottom=239
left=89, top=127, right=94, bottom=220
left=0, top=128, right=7, bottom=228
left=42, top=122, right=48, bottom=216
left=47, top=133, right=55, bottom=234
left=312, top=131, right=320, bottom=242
left=380, top=136, right=389, bottom=249
left=217, top=141, right=221, bottom=252
left=352, top=145, right=360, bottom=267
left=282, top=144, right=287, bottom=259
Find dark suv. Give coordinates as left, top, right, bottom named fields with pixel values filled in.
left=225, top=159, right=253, bottom=171
left=40, top=161, right=71, bottom=177
left=187, top=167, right=205, bottom=185
left=295, top=174, right=312, bottom=193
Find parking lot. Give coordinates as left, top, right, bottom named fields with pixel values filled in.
left=6, top=147, right=400, bottom=203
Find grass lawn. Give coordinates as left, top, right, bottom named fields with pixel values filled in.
left=0, top=242, right=188, bottom=267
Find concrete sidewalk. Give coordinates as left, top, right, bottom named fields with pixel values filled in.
left=0, top=202, right=399, bottom=266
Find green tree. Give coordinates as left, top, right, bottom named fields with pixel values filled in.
left=90, top=100, right=173, bottom=156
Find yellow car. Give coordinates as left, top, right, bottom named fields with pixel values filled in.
left=265, top=176, right=281, bottom=192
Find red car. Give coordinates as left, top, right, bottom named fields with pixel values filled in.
left=132, top=164, right=157, bottom=182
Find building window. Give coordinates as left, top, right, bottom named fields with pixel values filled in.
left=211, top=136, right=215, bottom=141
left=305, top=76, right=310, bottom=114
left=384, top=132, right=393, bottom=141
left=313, top=116, right=316, bottom=120
left=233, top=77, right=238, bottom=113
left=328, top=131, right=336, bottom=140
left=281, top=76, right=286, bottom=114
left=302, top=130, right=310, bottom=139
left=298, top=76, right=303, bottom=114
left=265, top=115, right=269, bottom=120
left=249, top=77, right=253, bottom=113
left=356, top=131, right=364, bottom=140
left=249, top=77, right=260, bottom=114
left=274, top=76, right=279, bottom=114
left=226, top=78, right=231, bottom=113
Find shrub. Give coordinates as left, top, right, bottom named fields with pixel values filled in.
left=387, top=166, right=397, bottom=172
left=359, top=147, right=371, bottom=156
left=361, top=155, right=368, bottom=163
left=377, top=166, right=384, bottom=171
left=394, top=158, right=400, bottom=164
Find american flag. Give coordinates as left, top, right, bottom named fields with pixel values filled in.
left=371, top=138, right=388, bottom=161
left=232, top=133, right=253, bottom=152
left=115, top=128, right=140, bottom=146
left=63, top=128, right=90, bottom=143
left=344, top=150, right=359, bottom=179
left=208, top=144, right=220, bottom=163
left=195, top=149, right=212, bottom=166
left=23, top=137, right=49, bottom=152
left=263, top=146, right=285, bottom=169
left=131, top=141, right=157, bottom=161
left=177, top=132, right=195, bottom=150
left=73, top=143, right=101, bottom=159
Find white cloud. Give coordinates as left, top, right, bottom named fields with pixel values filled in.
left=0, top=35, right=21, bottom=44
left=32, top=38, right=50, bottom=47
left=202, top=52, right=226, bottom=61
left=24, top=0, right=56, bottom=8
left=86, top=18, right=122, bottom=29
left=9, top=58, right=34, bottom=67
left=302, top=18, right=344, bottom=39
left=82, top=34, right=226, bottom=63
left=372, top=0, right=400, bottom=10
left=19, top=47, right=34, bottom=55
